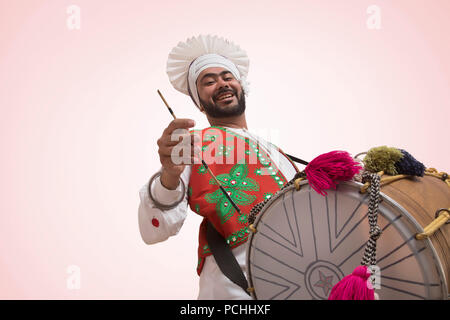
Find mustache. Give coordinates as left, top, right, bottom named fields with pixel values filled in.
left=214, top=88, right=236, bottom=100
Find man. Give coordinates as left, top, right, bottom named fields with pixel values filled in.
left=138, top=35, right=299, bottom=299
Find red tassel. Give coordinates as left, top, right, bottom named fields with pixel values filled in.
left=305, top=151, right=362, bottom=196
left=328, top=266, right=375, bottom=300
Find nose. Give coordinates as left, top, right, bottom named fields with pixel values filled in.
left=217, top=77, right=230, bottom=89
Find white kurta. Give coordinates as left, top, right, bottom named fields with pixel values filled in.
left=138, top=127, right=299, bottom=299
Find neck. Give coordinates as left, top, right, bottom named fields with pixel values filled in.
left=206, top=113, right=248, bottom=129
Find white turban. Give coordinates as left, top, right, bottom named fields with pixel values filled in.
left=166, top=35, right=250, bottom=110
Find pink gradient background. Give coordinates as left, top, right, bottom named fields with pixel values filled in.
left=0, top=0, right=449, bottom=299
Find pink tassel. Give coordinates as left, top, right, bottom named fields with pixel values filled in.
left=305, top=150, right=362, bottom=196
left=328, top=266, right=375, bottom=300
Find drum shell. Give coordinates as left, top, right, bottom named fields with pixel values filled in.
left=380, top=175, right=450, bottom=291
left=247, top=175, right=449, bottom=299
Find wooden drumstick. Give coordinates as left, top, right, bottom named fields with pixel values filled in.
left=156, top=89, right=242, bottom=215
left=157, top=89, right=176, bottom=119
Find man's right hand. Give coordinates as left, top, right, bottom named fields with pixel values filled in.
left=157, top=118, right=199, bottom=190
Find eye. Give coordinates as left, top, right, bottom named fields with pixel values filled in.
left=205, top=80, right=215, bottom=85
left=225, top=77, right=233, bottom=81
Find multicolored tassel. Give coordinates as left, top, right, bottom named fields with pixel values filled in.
left=363, top=146, right=425, bottom=176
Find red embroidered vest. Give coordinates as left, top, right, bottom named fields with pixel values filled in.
left=188, top=126, right=297, bottom=275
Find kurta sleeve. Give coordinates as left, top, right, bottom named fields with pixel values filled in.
left=138, top=166, right=192, bottom=245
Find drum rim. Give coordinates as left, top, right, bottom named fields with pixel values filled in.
left=246, top=179, right=448, bottom=300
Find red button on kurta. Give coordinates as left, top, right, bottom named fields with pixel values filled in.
left=151, top=218, right=160, bottom=227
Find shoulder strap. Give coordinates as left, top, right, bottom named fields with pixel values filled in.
left=264, top=140, right=309, bottom=166
left=206, top=221, right=251, bottom=296
left=284, top=153, right=309, bottom=166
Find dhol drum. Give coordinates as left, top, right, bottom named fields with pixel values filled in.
left=246, top=173, right=449, bottom=300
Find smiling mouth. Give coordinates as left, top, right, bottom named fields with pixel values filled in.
left=216, top=92, right=234, bottom=101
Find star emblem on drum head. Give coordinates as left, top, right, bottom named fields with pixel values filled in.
left=314, top=271, right=334, bottom=296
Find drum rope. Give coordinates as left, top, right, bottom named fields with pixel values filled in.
left=425, top=168, right=450, bottom=187
left=360, top=172, right=382, bottom=267
left=359, top=167, right=450, bottom=239
left=416, top=209, right=450, bottom=240
left=416, top=168, right=450, bottom=239
left=360, top=168, right=450, bottom=193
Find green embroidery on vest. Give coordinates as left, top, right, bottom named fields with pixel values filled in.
left=203, top=133, right=219, bottom=142
left=202, top=244, right=211, bottom=255
left=225, top=226, right=250, bottom=246
left=198, top=165, right=207, bottom=175
left=238, top=213, right=248, bottom=225
left=257, top=165, right=286, bottom=188
left=263, top=192, right=273, bottom=200
left=204, top=162, right=259, bottom=224
left=211, top=126, right=286, bottom=189
left=217, top=144, right=234, bottom=157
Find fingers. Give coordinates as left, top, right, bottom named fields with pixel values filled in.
left=158, top=142, right=201, bottom=159
left=163, top=118, right=196, bottom=136
left=159, top=145, right=201, bottom=167
left=158, top=134, right=201, bottom=165
left=158, top=118, right=202, bottom=170
left=158, top=132, right=201, bottom=147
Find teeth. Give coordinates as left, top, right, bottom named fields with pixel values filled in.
left=218, top=94, right=233, bottom=100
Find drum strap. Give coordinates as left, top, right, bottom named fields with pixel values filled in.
left=285, top=153, right=309, bottom=166
left=204, top=153, right=308, bottom=296
left=206, top=221, right=251, bottom=296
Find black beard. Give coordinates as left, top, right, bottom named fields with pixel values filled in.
left=199, top=90, right=246, bottom=118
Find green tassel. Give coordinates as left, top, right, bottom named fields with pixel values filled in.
left=363, top=146, right=403, bottom=175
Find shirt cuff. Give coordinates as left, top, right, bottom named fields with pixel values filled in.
left=150, top=175, right=184, bottom=206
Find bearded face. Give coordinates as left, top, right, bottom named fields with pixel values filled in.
left=195, top=67, right=246, bottom=118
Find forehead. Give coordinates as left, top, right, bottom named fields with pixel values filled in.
left=197, top=67, right=232, bottom=80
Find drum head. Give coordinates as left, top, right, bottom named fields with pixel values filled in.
left=246, top=181, right=448, bottom=300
